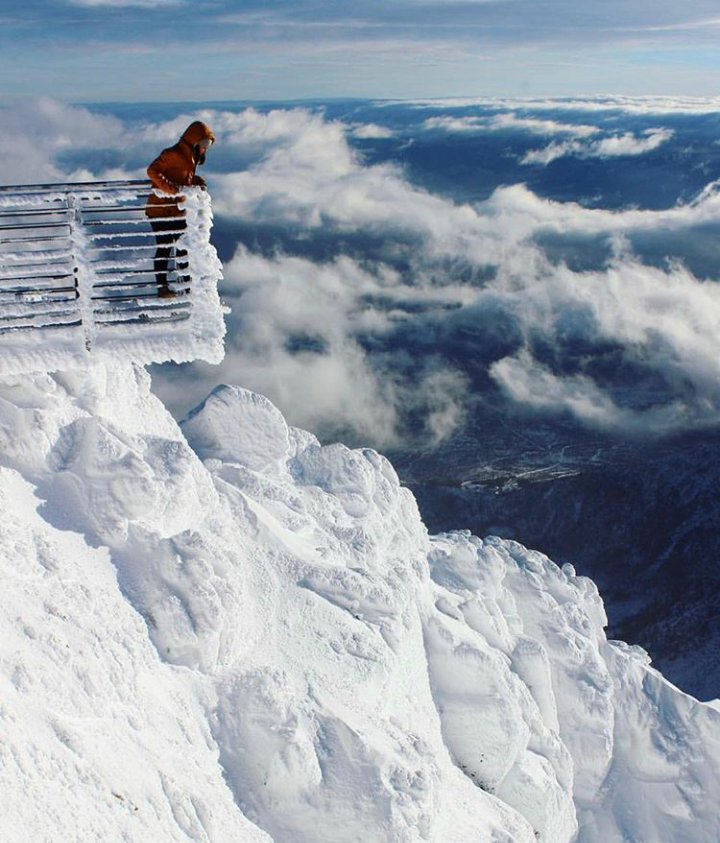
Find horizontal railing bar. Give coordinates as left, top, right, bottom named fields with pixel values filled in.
left=91, top=265, right=154, bottom=273
left=90, top=258, right=154, bottom=267
left=0, top=179, right=152, bottom=195
left=88, top=233, right=159, bottom=241
left=79, top=206, right=147, bottom=215
left=88, top=226, right=187, bottom=241
left=81, top=204, right=179, bottom=215
left=83, top=219, right=170, bottom=227
left=96, top=311, right=191, bottom=327
left=0, top=249, right=71, bottom=259
left=0, top=272, right=75, bottom=282
left=0, top=298, right=78, bottom=308
left=0, top=234, right=71, bottom=244
left=0, top=221, right=71, bottom=232
left=93, top=279, right=178, bottom=290
left=94, top=268, right=167, bottom=278
left=97, top=214, right=185, bottom=225
left=92, top=288, right=190, bottom=302
left=87, top=245, right=160, bottom=253
left=0, top=208, right=70, bottom=219
left=0, top=285, right=77, bottom=296
left=0, top=299, right=79, bottom=311
left=81, top=200, right=179, bottom=207
left=0, top=249, right=72, bottom=258
left=86, top=214, right=186, bottom=226
left=0, top=307, right=79, bottom=322
left=0, top=260, right=73, bottom=272
left=88, top=233, right=165, bottom=242
left=95, top=300, right=191, bottom=314
left=95, top=306, right=189, bottom=320
left=0, top=196, right=146, bottom=211
left=0, top=319, right=82, bottom=334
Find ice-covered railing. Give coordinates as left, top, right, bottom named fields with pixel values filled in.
left=0, top=180, right=225, bottom=376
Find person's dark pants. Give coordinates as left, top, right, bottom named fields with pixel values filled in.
left=150, top=219, right=187, bottom=293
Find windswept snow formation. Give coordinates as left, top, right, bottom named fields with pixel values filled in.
left=1, top=366, right=719, bottom=843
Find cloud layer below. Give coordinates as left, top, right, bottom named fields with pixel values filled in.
left=5, top=98, right=720, bottom=445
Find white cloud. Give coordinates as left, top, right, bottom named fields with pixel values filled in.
left=420, top=368, right=470, bottom=443
left=66, top=0, right=183, bottom=6
left=0, top=97, right=130, bottom=185
left=484, top=250, right=720, bottom=433
left=479, top=179, right=720, bottom=239
left=423, top=112, right=599, bottom=137
left=209, top=110, right=485, bottom=240
left=489, top=351, right=688, bottom=433
left=489, top=112, right=599, bottom=137
left=521, top=140, right=579, bottom=166
left=140, top=107, right=326, bottom=152
left=206, top=110, right=693, bottom=262
left=349, top=123, right=396, bottom=139
left=384, top=95, right=720, bottom=115
left=422, top=115, right=487, bottom=132
left=165, top=247, right=471, bottom=445
left=643, top=16, right=720, bottom=32
left=195, top=106, right=720, bottom=437
left=593, top=128, right=673, bottom=155
left=490, top=351, right=632, bottom=429
left=521, top=128, right=673, bottom=165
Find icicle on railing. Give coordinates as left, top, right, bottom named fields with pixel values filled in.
left=0, top=180, right=226, bottom=376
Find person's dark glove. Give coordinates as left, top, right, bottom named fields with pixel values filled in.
left=193, top=175, right=207, bottom=189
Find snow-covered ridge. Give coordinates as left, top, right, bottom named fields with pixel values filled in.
left=1, top=364, right=718, bottom=842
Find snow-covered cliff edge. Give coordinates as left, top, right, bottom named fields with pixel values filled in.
left=1, top=365, right=718, bottom=842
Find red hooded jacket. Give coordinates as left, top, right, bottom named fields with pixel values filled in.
left=146, top=121, right=215, bottom=219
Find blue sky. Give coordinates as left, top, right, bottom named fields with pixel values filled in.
left=2, top=0, right=720, bottom=101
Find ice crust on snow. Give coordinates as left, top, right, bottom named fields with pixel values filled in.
left=1, top=366, right=719, bottom=843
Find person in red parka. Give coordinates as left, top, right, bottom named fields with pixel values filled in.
left=146, top=121, right=215, bottom=298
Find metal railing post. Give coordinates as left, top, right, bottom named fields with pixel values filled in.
left=67, top=193, right=95, bottom=351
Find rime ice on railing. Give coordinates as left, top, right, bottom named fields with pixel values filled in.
left=0, top=180, right=226, bottom=376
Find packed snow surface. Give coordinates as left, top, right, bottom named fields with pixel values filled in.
left=1, top=365, right=719, bottom=842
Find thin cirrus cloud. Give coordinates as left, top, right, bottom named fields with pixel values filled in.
left=641, top=16, right=720, bottom=31
left=4, top=0, right=720, bottom=99
left=202, top=0, right=720, bottom=48
left=5, top=97, right=720, bottom=444
left=66, top=0, right=184, bottom=6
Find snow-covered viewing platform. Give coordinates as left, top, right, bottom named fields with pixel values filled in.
left=0, top=180, right=225, bottom=375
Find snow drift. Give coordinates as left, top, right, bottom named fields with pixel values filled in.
left=1, top=364, right=719, bottom=843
